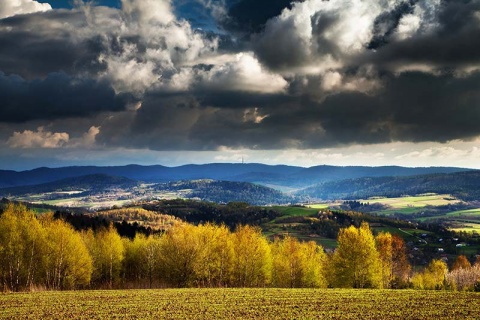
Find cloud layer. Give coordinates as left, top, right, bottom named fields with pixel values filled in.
left=0, top=0, right=479, bottom=158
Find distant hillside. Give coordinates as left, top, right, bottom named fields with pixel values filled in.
left=298, top=170, right=480, bottom=201
left=0, top=174, right=138, bottom=196
left=0, top=163, right=472, bottom=189
left=284, top=165, right=468, bottom=187
left=0, top=175, right=296, bottom=207
left=157, top=180, right=296, bottom=205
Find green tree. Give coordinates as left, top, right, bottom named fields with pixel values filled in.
left=330, top=222, right=382, bottom=288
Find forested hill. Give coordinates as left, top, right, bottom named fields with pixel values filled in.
left=0, top=175, right=297, bottom=206
left=0, top=163, right=471, bottom=189
left=298, top=170, right=480, bottom=201
left=0, top=174, right=138, bottom=196
left=156, top=180, right=295, bottom=205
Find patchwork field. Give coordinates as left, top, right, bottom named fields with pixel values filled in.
left=0, top=289, right=479, bottom=319
left=361, top=194, right=461, bottom=214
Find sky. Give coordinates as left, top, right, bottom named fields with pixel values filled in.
left=0, top=0, right=480, bottom=170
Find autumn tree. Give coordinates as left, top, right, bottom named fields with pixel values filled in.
left=390, top=235, right=411, bottom=287
left=232, top=225, right=272, bottom=287
left=412, top=259, right=448, bottom=290
left=40, top=215, right=92, bottom=290
left=452, top=255, right=471, bottom=271
left=194, top=224, right=235, bottom=287
left=122, top=236, right=144, bottom=285
left=0, top=204, right=45, bottom=291
left=123, top=234, right=162, bottom=288
left=271, top=236, right=327, bottom=288
left=446, top=266, right=480, bottom=291
left=375, top=232, right=393, bottom=289
left=158, top=223, right=201, bottom=287
left=84, top=225, right=124, bottom=288
left=446, top=255, right=478, bottom=291
left=330, top=222, right=382, bottom=288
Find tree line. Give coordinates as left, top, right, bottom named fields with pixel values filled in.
left=0, top=204, right=479, bottom=292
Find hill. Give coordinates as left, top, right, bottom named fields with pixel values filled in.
left=0, top=175, right=297, bottom=207
left=298, top=170, right=480, bottom=201
left=0, top=164, right=472, bottom=189
left=0, top=174, right=138, bottom=196
left=156, top=180, right=296, bottom=205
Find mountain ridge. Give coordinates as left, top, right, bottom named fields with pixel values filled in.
left=0, top=163, right=474, bottom=189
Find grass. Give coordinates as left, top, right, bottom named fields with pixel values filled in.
left=449, top=221, right=480, bottom=234
left=307, top=194, right=463, bottom=216
left=444, top=208, right=480, bottom=219
left=307, top=203, right=334, bottom=209
left=420, top=209, right=480, bottom=222
left=270, top=206, right=320, bottom=218
left=0, top=289, right=478, bottom=319
left=362, top=194, right=461, bottom=215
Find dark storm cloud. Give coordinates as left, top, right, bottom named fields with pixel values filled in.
left=225, top=0, right=302, bottom=33
left=0, top=9, right=117, bottom=79
left=281, top=71, right=480, bottom=147
left=367, top=0, right=418, bottom=50
left=2, top=0, right=480, bottom=153
left=382, top=72, right=480, bottom=142
left=0, top=72, right=130, bottom=122
left=194, top=90, right=294, bottom=109
left=364, top=0, right=480, bottom=68
left=112, top=69, right=480, bottom=151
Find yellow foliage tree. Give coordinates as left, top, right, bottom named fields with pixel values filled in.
left=158, top=223, right=201, bottom=287
left=85, top=224, right=124, bottom=288
left=123, top=234, right=162, bottom=288
left=271, top=236, right=327, bottom=288
left=0, top=204, right=45, bottom=291
left=232, top=225, right=272, bottom=287
left=40, top=216, right=92, bottom=290
left=194, top=224, right=235, bottom=287
left=376, top=232, right=393, bottom=288
left=413, top=259, right=448, bottom=290
left=330, top=222, right=382, bottom=288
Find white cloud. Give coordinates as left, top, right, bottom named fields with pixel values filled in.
left=254, top=0, right=386, bottom=74
left=200, top=52, right=287, bottom=93
left=7, top=126, right=100, bottom=149
left=100, top=49, right=159, bottom=94
left=69, top=126, right=101, bottom=147
left=95, top=0, right=218, bottom=95
left=121, top=0, right=174, bottom=25
left=0, top=0, right=51, bottom=19
left=7, top=127, right=69, bottom=149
